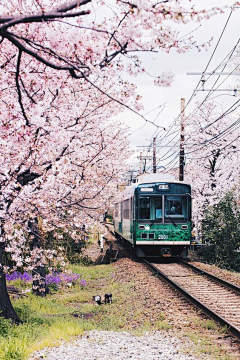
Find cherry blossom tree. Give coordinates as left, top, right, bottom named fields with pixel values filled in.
left=185, top=101, right=240, bottom=228
left=0, top=0, right=223, bottom=322
left=0, top=74, right=130, bottom=321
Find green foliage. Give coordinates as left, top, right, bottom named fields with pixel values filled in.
left=0, top=318, right=12, bottom=337
left=201, top=192, right=240, bottom=271
left=0, top=337, right=28, bottom=360
left=68, top=254, right=93, bottom=266
left=45, top=228, right=87, bottom=262
left=15, top=303, right=31, bottom=322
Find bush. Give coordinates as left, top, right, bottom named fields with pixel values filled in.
left=0, top=318, right=12, bottom=336
left=45, top=228, right=87, bottom=262
left=201, top=192, right=240, bottom=271
left=68, top=254, right=93, bottom=266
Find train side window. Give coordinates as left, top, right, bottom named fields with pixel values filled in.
left=139, top=197, right=150, bottom=220
left=114, top=203, right=119, bottom=218
left=123, top=199, right=130, bottom=219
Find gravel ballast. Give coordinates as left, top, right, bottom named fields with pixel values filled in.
left=31, top=330, right=198, bottom=360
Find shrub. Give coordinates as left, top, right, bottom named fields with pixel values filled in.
left=46, top=228, right=87, bottom=261
left=201, top=192, right=240, bottom=271
left=68, top=254, right=93, bottom=266
left=0, top=318, right=12, bottom=336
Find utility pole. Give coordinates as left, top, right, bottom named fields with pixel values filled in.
left=137, top=151, right=151, bottom=175
left=139, top=152, right=142, bottom=174
left=153, top=137, right=156, bottom=173
left=143, top=158, right=147, bottom=173
left=179, top=98, right=185, bottom=181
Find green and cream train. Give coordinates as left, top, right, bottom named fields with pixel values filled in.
left=113, top=173, right=192, bottom=258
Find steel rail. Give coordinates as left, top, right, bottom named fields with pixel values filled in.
left=144, top=260, right=240, bottom=340
left=180, top=261, right=240, bottom=294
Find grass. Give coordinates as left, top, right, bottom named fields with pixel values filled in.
left=191, top=317, right=218, bottom=331
left=0, top=263, right=153, bottom=360
left=185, top=332, right=226, bottom=357
left=0, top=263, right=238, bottom=360
left=182, top=317, right=239, bottom=360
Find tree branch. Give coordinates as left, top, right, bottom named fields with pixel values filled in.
left=16, top=50, right=30, bottom=125
left=0, top=1, right=91, bottom=29
left=4, top=31, right=85, bottom=76
left=81, top=74, right=166, bottom=130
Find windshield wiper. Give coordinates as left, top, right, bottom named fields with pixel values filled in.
left=166, top=215, right=177, bottom=227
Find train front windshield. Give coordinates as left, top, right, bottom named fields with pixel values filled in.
left=138, top=195, right=190, bottom=223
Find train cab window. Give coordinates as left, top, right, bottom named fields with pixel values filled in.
left=165, top=196, right=188, bottom=223
left=139, top=197, right=150, bottom=220
left=155, top=198, right=163, bottom=219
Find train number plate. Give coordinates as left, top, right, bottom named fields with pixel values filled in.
left=158, top=235, right=168, bottom=240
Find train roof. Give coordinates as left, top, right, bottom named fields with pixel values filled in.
left=137, top=173, right=175, bottom=184
left=115, top=173, right=191, bottom=202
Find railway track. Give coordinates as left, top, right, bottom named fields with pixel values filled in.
left=144, top=260, right=240, bottom=340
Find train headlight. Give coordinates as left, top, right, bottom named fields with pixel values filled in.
left=145, top=225, right=150, bottom=231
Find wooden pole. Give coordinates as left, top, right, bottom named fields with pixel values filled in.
left=139, top=152, right=142, bottom=174
left=179, top=98, right=185, bottom=181
left=153, top=137, right=156, bottom=173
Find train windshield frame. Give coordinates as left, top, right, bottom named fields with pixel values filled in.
left=138, top=194, right=190, bottom=223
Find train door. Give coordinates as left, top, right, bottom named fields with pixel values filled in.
left=130, top=197, right=133, bottom=239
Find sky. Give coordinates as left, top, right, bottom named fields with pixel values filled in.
left=118, top=0, right=240, bottom=173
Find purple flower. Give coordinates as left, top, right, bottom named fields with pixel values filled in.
left=46, top=272, right=80, bottom=286
left=6, top=270, right=84, bottom=288
left=46, top=273, right=61, bottom=285
left=6, top=271, right=18, bottom=282
left=79, top=279, right=86, bottom=287
left=19, top=272, right=32, bottom=282
left=6, top=271, right=32, bottom=282
left=59, top=273, right=80, bottom=283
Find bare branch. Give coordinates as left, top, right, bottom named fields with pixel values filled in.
left=19, top=78, right=37, bottom=104
left=0, top=54, right=16, bottom=69
left=9, top=31, right=90, bottom=73
left=0, top=1, right=91, bottom=29
left=82, top=75, right=166, bottom=130
left=55, top=0, right=91, bottom=13
left=107, top=11, right=130, bottom=46
left=4, top=31, right=84, bottom=75
left=16, top=50, right=30, bottom=125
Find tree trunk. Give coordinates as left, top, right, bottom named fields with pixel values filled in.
left=28, top=218, right=49, bottom=296
left=0, top=242, right=22, bottom=324
left=32, top=265, right=49, bottom=296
